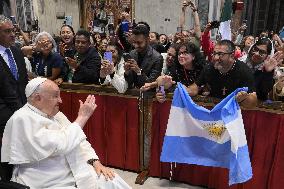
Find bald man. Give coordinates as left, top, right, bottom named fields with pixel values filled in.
left=1, top=78, right=131, bottom=189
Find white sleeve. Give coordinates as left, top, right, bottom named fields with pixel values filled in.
left=79, top=140, right=99, bottom=160
left=33, top=122, right=87, bottom=156
left=2, top=114, right=87, bottom=164
left=110, top=61, right=128, bottom=93
left=100, top=75, right=111, bottom=85
left=110, top=74, right=128, bottom=93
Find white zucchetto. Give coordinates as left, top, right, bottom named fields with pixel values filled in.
left=25, top=77, right=47, bottom=98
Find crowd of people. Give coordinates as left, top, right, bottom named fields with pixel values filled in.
left=0, top=0, right=284, bottom=187
left=6, top=1, right=284, bottom=103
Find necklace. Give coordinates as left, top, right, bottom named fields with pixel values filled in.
left=218, top=61, right=236, bottom=76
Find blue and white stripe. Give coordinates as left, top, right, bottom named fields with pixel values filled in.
left=160, top=83, right=252, bottom=185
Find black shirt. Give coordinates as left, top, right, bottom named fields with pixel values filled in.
left=31, top=52, right=63, bottom=77
left=196, top=60, right=255, bottom=99
left=168, top=64, right=202, bottom=87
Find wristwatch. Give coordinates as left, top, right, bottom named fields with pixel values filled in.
left=87, top=158, right=99, bottom=165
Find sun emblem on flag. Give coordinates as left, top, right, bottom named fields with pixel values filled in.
left=202, top=123, right=226, bottom=140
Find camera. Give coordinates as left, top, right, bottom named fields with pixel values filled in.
left=123, top=53, right=132, bottom=62
left=64, top=49, right=74, bottom=58
left=210, top=21, right=220, bottom=29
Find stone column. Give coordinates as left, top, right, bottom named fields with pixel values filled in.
left=9, top=0, right=17, bottom=16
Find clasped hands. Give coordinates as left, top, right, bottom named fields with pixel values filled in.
left=124, top=59, right=141, bottom=75
left=141, top=75, right=176, bottom=103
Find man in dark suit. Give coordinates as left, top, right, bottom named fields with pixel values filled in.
left=0, top=15, right=28, bottom=180
left=64, top=29, right=101, bottom=84
left=124, top=23, right=163, bottom=88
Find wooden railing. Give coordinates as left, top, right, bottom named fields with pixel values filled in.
left=59, top=83, right=284, bottom=187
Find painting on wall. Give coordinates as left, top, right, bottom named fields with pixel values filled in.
left=80, top=0, right=134, bottom=33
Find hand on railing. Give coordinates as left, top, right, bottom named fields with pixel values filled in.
left=156, top=75, right=176, bottom=89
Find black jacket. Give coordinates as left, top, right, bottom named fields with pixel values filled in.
left=0, top=46, right=28, bottom=134
left=125, top=45, right=163, bottom=88
left=72, top=47, right=101, bottom=84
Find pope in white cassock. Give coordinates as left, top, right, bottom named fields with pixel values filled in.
left=1, top=77, right=132, bottom=189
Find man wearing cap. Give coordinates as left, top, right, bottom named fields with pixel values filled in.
left=0, top=15, right=28, bottom=180
left=1, top=78, right=132, bottom=189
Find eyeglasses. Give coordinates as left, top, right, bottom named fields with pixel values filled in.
left=211, top=51, right=233, bottom=58
left=251, top=46, right=267, bottom=57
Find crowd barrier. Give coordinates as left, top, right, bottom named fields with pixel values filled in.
left=59, top=83, right=284, bottom=189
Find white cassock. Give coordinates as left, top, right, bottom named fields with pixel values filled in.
left=1, top=103, right=132, bottom=189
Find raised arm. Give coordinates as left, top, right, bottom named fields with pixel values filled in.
left=189, top=1, right=201, bottom=39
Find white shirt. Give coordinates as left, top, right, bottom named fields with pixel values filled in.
left=101, top=58, right=128, bottom=93
left=0, top=44, right=18, bottom=70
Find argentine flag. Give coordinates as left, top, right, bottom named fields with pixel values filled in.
left=160, top=83, right=252, bottom=185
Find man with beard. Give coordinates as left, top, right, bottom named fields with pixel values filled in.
left=191, top=40, right=257, bottom=108
left=124, top=23, right=163, bottom=88
left=153, top=40, right=257, bottom=108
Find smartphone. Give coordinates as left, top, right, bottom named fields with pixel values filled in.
left=121, top=21, right=129, bottom=33
left=10, top=16, right=17, bottom=25
left=177, top=27, right=182, bottom=33
left=104, top=51, right=112, bottom=63
left=210, top=21, right=220, bottom=29
left=159, top=85, right=165, bottom=95
left=64, top=16, right=73, bottom=26
left=64, top=49, right=74, bottom=58
left=123, top=53, right=132, bottom=62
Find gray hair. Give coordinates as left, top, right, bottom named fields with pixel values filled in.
left=0, top=15, right=12, bottom=26
left=34, top=31, right=57, bottom=53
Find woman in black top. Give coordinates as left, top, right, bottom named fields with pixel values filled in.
left=167, top=42, right=206, bottom=87
left=155, top=42, right=207, bottom=102
left=21, top=32, right=63, bottom=81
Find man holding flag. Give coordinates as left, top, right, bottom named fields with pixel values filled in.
left=153, top=40, right=257, bottom=109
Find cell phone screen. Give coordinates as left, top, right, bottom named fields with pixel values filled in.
left=121, top=21, right=129, bottom=33
left=159, top=85, right=165, bottom=95
left=64, top=49, right=74, bottom=58
left=104, top=52, right=112, bottom=63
